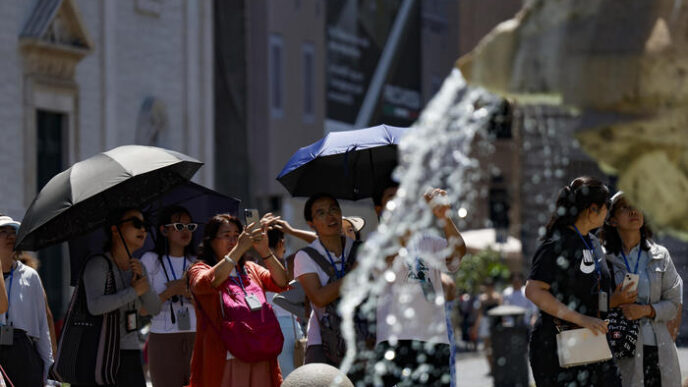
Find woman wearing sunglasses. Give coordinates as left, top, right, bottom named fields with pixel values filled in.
left=140, top=205, right=198, bottom=387
left=78, top=208, right=161, bottom=387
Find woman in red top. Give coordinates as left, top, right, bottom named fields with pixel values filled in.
left=188, top=214, right=289, bottom=386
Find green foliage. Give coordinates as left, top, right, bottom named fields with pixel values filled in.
left=454, top=249, right=510, bottom=294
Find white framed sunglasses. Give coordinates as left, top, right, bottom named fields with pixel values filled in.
left=165, top=222, right=198, bottom=232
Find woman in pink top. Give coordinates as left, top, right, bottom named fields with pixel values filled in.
left=188, top=214, right=288, bottom=387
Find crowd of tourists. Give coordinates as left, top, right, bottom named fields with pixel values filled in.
left=0, top=175, right=683, bottom=387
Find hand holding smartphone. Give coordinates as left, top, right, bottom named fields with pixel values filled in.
left=622, top=273, right=639, bottom=292
left=244, top=209, right=260, bottom=228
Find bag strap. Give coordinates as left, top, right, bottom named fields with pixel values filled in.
left=301, top=247, right=336, bottom=281
left=78, top=254, right=115, bottom=295
left=0, top=363, right=13, bottom=387
left=301, top=239, right=363, bottom=283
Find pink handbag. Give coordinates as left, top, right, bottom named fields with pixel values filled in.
left=194, top=272, right=284, bottom=363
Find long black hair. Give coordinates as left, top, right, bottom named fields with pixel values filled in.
left=542, top=176, right=610, bottom=240
left=599, top=192, right=653, bottom=255
left=197, top=214, right=244, bottom=268
left=154, top=205, right=196, bottom=257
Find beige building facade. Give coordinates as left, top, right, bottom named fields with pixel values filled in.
left=0, top=0, right=214, bottom=315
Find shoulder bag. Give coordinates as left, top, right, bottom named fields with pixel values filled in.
left=605, top=261, right=639, bottom=359
left=53, top=255, right=120, bottom=385
left=193, top=267, right=284, bottom=363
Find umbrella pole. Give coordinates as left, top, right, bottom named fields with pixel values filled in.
left=368, top=149, right=376, bottom=199
left=115, top=224, right=139, bottom=279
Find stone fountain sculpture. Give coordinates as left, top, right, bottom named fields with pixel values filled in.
left=457, top=0, right=688, bottom=239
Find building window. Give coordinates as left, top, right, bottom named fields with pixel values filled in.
left=269, top=34, right=284, bottom=118
left=36, top=110, right=67, bottom=315
left=302, top=42, right=315, bottom=123
left=489, top=187, right=510, bottom=234
left=488, top=100, right=513, bottom=139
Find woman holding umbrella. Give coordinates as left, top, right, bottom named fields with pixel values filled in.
left=188, top=214, right=288, bottom=387
left=140, top=205, right=197, bottom=387
left=80, top=208, right=162, bottom=386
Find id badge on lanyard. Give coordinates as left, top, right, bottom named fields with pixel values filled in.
left=177, top=307, right=191, bottom=330
left=231, top=275, right=263, bottom=312
left=126, top=310, right=138, bottom=332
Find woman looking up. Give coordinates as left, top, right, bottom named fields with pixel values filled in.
left=600, top=192, right=682, bottom=386
left=188, top=214, right=288, bottom=387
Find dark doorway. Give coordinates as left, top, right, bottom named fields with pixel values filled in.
left=36, top=110, right=67, bottom=318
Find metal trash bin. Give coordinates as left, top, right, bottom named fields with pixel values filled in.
left=487, top=305, right=529, bottom=387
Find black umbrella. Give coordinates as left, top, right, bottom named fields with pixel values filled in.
left=67, top=181, right=240, bottom=284
left=276, top=125, right=408, bottom=200
left=16, top=145, right=203, bottom=251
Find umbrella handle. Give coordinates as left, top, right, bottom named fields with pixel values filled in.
left=114, top=224, right=139, bottom=279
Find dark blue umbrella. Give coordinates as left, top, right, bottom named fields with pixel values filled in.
left=67, top=181, right=240, bottom=284
left=277, top=124, right=409, bottom=200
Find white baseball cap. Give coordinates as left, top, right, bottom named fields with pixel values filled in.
left=0, top=216, right=20, bottom=230
left=342, top=216, right=365, bottom=232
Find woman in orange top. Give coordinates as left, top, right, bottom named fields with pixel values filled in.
left=188, top=214, right=289, bottom=386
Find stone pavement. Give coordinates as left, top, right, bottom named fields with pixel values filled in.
left=143, top=346, right=688, bottom=386
left=455, top=346, right=688, bottom=386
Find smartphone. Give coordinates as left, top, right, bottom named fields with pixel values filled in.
left=244, top=208, right=260, bottom=227
left=622, top=273, right=640, bottom=292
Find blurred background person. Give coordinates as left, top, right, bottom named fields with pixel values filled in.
left=502, top=273, right=537, bottom=326
left=471, top=278, right=502, bottom=375
left=263, top=224, right=304, bottom=378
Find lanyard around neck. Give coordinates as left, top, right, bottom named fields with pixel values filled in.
left=573, top=225, right=601, bottom=278
left=620, top=247, right=642, bottom=274
left=165, top=255, right=186, bottom=281
left=4, top=265, right=13, bottom=324
left=229, top=273, right=248, bottom=295
left=319, top=240, right=345, bottom=279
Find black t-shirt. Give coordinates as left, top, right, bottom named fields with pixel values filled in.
left=529, top=227, right=612, bottom=332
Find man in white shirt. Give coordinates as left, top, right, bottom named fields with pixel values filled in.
left=374, top=186, right=466, bottom=387
left=293, top=193, right=357, bottom=366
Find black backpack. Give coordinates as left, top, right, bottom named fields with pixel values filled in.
left=301, top=239, right=374, bottom=365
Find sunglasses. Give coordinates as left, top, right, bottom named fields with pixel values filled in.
left=119, top=217, right=148, bottom=230
left=165, top=223, right=198, bottom=232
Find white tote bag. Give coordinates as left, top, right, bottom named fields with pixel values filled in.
left=556, top=327, right=613, bottom=368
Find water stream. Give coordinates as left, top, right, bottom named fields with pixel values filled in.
left=338, top=69, right=502, bottom=384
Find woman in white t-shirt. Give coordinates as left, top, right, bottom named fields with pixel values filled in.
left=140, top=205, right=197, bottom=387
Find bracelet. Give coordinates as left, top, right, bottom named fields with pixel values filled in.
left=261, top=253, right=273, bottom=260
left=224, top=255, right=236, bottom=266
